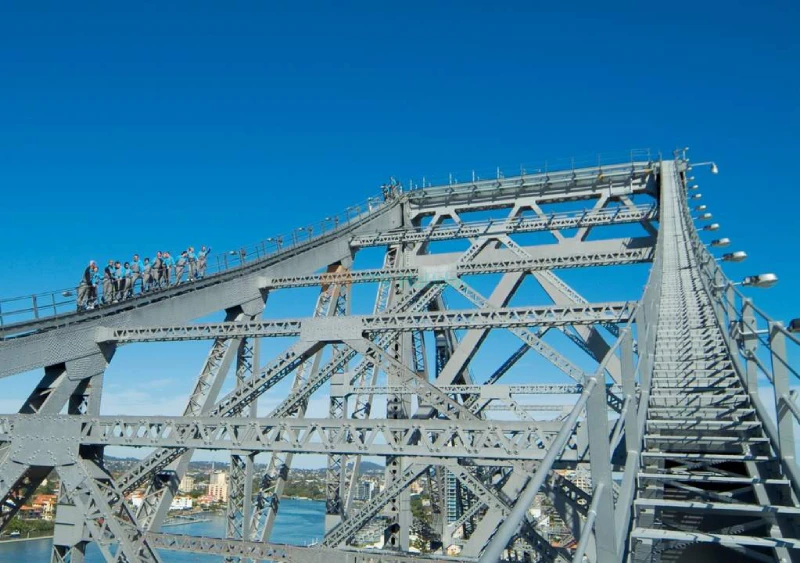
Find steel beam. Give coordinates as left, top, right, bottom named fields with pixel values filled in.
left=351, top=204, right=656, bottom=247
left=0, top=414, right=573, bottom=461
left=261, top=245, right=653, bottom=290
left=99, top=302, right=638, bottom=343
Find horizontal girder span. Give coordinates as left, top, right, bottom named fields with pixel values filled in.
left=341, top=383, right=605, bottom=396
left=405, top=160, right=655, bottom=215
left=98, top=302, right=637, bottom=343
left=147, top=531, right=463, bottom=563
left=263, top=244, right=654, bottom=290
left=0, top=415, right=575, bottom=461
left=351, top=203, right=656, bottom=247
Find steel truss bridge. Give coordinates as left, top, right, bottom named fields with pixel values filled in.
left=0, top=154, right=798, bottom=563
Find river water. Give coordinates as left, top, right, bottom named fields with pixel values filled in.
left=0, top=499, right=325, bottom=562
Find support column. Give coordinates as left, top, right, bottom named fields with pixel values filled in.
left=383, top=251, right=413, bottom=551
left=343, top=247, right=400, bottom=516
left=29, top=352, right=114, bottom=563
left=325, top=271, right=351, bottom=533
left=226, top=313, right=261, bottom=560
left=585, top=375, right=617, bottom=563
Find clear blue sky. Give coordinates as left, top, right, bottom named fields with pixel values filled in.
left=0, top=2, right=798, bottom=462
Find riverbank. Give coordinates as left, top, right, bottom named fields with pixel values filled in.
left=0, top=533, right=53, bottom=544
left=0, top=498, right=326, bottom=562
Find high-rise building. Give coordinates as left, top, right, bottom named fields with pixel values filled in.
left=444, top=470, right=459, bottom=523
left=355, top=480, right=374, bottom=501
left=179, top=475, right=195, bottom=493
left=207, top=471, right=229, bottom=502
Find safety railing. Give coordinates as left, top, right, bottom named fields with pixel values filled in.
left=673, top=159, right=800, bottom=500
left=570, top=161, right=665, bottom=563
left=405, top=148, right=654, bottom=190
left=0, top=194, right=390, bottom=330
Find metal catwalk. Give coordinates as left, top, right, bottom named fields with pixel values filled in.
left=0, top=153, right=796, bottom=562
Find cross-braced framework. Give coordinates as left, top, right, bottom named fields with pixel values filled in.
left=0, top=152, right=798, bottom=563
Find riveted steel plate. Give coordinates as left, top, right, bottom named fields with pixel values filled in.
left=10, top=415, right=80, bottom=466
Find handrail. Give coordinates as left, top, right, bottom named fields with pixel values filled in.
left=405, top=148, right=653, bottom=191
left=674, top=158, right=800, bottom=500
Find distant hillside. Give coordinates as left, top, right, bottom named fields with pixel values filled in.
left=355, top=461, right=384, bottom=473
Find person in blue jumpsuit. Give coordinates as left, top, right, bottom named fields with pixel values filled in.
left=102, top=260, right=114, bottom=304
left=197, top=246, right=212, bottom=279
left=142, top=258, right=153, bottom=291
left=89, top=263, right=101, bottom=308
left=121, top=262, right=133, bottom=299
left=187, top=247, right=197, bottom=281
left=152, top=251, right=164, bottom=289
left=163, top=252, right=175, bottom=286
left=174, top=251, right=188, bottom=284
left=77, top=260, right=96, bottom=311
left=113, top=261, right=123, bottom=302
left=130, top=254, right=144, bottom=295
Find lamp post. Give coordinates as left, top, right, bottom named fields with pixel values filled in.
left=715, top=273, right=779, bottom=291
left=687, top=161, right=719, bottom=174
left=718, top=251, right=747, bottom=263
left=742, top=273, right=778, bottom=289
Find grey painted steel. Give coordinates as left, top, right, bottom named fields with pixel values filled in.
left=1, top=155, right=796, bottom=563
left=262, top=244, right=653, bottom=289
left=0, top=414, right=574, bottom=461
left=350, top=204, right=656, bottom=247
left=147, top=531, right=466, bottom=562
left=99, top=301, right=636, bottom=343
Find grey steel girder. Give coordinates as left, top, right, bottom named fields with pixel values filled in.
left=410, top=235, right=654, bottom=269
left=0, top=352, right=111, bottom=535
left=261, top=244, right=654, bottom=290
left=56, top=457, right=161, bottom=562
left=100, top=301, right=637, bottom=343
left=404, top=161, right=655, bottom=216
left=147, top=530, right=465, bottom=563
left=340, top=383, right=597, bottom=396
left=447, top=278, right=588, bottom=382
left=0, top=414, right=574, bottom=461
left=226, top=330, right=260, bottom=556
left=350, top=204, right=656, bottom=248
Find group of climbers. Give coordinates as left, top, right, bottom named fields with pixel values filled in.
left=77, top=246, right=211, bottom=310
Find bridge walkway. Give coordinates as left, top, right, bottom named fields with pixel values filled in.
left=630, top=162, right=799, bottom=562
